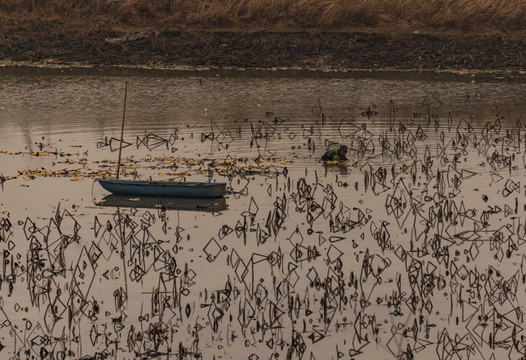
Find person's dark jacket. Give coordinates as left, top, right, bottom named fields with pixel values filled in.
left=321, top=149, right=347, bottom=162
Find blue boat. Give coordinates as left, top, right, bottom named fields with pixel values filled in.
left=96, top=85, right=228, bottom=199
left=97, top=179, right=227, bottom=198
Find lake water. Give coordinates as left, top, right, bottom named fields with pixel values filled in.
left=0, top=67, right=526, bottom=359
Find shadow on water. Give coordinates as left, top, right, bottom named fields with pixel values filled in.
left=2, top=65, right=526, bottom=83
left=96, top=194, right=228, bottom=212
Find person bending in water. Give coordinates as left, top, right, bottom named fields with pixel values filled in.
left=321, top=145, right=348, bottom=162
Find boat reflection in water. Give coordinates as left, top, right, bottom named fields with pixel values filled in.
left=95, top=194, right=227, bottom=212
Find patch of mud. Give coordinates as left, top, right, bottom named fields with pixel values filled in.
left=0, top=26, right=525, bottom=73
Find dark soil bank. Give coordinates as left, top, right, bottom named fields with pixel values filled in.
left=1, top=27, right=525, bottom=72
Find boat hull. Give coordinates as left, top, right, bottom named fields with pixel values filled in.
left=97, top=179, right=227, bottom=198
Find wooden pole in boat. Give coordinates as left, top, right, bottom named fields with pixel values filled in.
left=116, top=82, right=128, bottom=179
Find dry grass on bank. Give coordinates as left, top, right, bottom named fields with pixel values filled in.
left=1, top=0, right=525, bottom=33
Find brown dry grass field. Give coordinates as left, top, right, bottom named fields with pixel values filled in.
left=2, top=0, right=526, bottom=33
left=1, top=0, right=525, bottom=71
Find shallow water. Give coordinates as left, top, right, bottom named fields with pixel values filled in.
left=0, top=68, right=526, bottom=359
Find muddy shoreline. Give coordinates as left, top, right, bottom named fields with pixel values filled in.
left=1, top=28, right=525, bottom=75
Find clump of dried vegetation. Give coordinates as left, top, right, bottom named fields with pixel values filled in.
left=1, top=0, right=525, bottom=33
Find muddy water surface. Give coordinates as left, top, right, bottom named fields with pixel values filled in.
left=0, top=68, right=526, bottom=359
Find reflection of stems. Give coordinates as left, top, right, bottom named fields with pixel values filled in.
left=193, top=321, right=200, bottom=357
left=378, top=293, right=415, bottom=358
left=178, top=342, right=184, bottom=360
left=15, top=118, right=34, bottom=152
left=178, top=262, right=187, bottom=319
left=117, top=209, right=129, bottom=305
left=0, top=306, right=40, bottom=358
left=206, top=107, right=214, bottom=157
